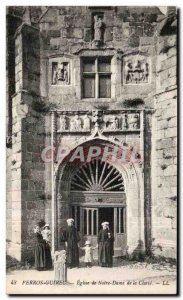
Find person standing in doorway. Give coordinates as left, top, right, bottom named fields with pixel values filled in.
left=61, top=219, right=80, bottom=268
left=97, top=222, right=114, bottom=267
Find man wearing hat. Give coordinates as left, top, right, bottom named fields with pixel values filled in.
left=97, top=222, right=114, bottom=267
left=61, top=219, right=80, bottom=268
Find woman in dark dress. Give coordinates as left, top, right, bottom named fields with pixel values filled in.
left=34, top=225, right=52, bottom=271
left=61, top=219, right=80, bottom=268
left=97, top=222, right=114, bottom=267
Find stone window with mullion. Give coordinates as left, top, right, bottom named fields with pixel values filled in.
left=82, top=56, right=112, bottom=99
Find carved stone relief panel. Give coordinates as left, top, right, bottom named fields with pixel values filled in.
left=123, top=54, right=150, bottom=85
left=52, top=61, right=70, bottom=85
left=103, top=112, right=140, bottom=132
left=57, top=110, right=141, bottom=133
left=58, top=113, right=91, bottom=133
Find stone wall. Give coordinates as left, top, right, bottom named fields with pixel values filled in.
left=39, top=6, right=158, bottom=107
left=7, top=23, right=50, bottom=262
left=6, top=6, right=177, bottom=261
left=152, top=29, right=177, bottom=257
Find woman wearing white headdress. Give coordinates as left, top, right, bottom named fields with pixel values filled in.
left=97, top=222, right=114, bottom=267
left=61, top=219, right=80, bottom=268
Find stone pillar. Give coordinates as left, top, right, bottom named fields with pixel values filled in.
left=8, top=23, right=42, bottom=262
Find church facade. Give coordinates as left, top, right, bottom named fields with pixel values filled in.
left=6, top=6, right=177, bottom=262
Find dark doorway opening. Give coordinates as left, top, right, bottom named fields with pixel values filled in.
left=98, top=207, right=114, bottom=233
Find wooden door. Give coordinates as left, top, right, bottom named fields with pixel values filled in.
left=114, top=207, right=127, bottom=256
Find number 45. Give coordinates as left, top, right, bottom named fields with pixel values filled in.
left=11, top=280, right=17, bottom=285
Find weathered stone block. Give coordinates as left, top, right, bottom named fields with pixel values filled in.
left=11, top=168, right=21, bottom=181
left=164, top=164, right=177, bottom=176
left=167, top=47, right=177, bottom=58
left=49, top=30, right=61, bottom=38
left=167, top=66, right=177, bottom=78
left=22, top=179, right=29, bottom=190
left=161, top=56, right=176, bottom=71
left=12, top=179, right=21, bottom=191
left=160, top=76, right=177, bottom=89
left=83, top=28, right=91, bottom=42
left=140, top=36, right=155, bottom=46
left=155, top=129, right=165, bottom=139
left=156, top=89, right=177, bottom=102
left=163, top=147, right=177, bottom=158
left=156, top=119, right=168, bottom=130
left=164, top=127, right=177, bottom=138
left=156, top=138, right=174, bottom=150
left=50, top=37, right=60, bottom=50
left=162, top=106, right=177, bottom=119
left=156, top=149, right=164, bottom=159
left=104, top=27, right=113, bottom=42
left=26, top=201, right=37, bottom=209
left=72, top=28, right=83, bottom=39
left=40, top=8, right=58, bottom=23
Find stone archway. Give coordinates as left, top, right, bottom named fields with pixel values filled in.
left=54, top=137, right=145, bottom=257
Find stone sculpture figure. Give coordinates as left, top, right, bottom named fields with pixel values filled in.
left=145, top=63, right=149, bottom=82
left=128, top=113, right=139, bottom=129
left=134, top=114, right=140, bottom=129
left=54, top=250, right=67, bottom=282
left=83, top=114, right=90, bottom=131
left=108, top=116, right=119, bottom=130
left=134, top=60, right=141, bottom=83
left=70, top=114, right=82, bottom=131
left=124, top=57, right=149, bottom=84
left=122, top=113, right=128, bottom=130
left=114, top=117, right=119, bottom=130
left=52, top=63, right=69, bottom=85
left=125, top=62, right=133, bottom=83
left=94, top=15, right=104, bottom=45
left=59, top=114, right=66, bottom=131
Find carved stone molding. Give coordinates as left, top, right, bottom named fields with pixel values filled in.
left=56, top=110, right=141, bottom=134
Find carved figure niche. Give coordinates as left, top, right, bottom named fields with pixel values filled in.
left=124, top=55, right=150, bottom=85
left=52, top=62, right=70, bottom=85
left=92, top=12, right=105, bottom=46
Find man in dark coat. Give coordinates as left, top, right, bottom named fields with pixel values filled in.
left=61, top=218, right=80, bottom=268
left=98, top=222, right=114, bottom=267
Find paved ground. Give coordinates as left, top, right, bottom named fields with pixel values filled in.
left=6, top=259, right=177, bottom=295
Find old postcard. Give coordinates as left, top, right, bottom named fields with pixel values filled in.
left=6, top=6, right=178, bottom=295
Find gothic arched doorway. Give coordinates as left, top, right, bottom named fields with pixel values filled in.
left=58, top=158, right=127, bottom=257
left=55, top=138, right=145, bottom=258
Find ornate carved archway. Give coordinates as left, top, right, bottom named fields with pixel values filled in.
left=53, top=137, right=145, bottom=257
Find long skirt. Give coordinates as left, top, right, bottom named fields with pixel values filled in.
left=66, top=243, right=79, bottom=268
left=98, top=241, right=113, bottom=267
left=35, top=242, right=46, bottom=270
left=45, top=243, right=52, bottom=270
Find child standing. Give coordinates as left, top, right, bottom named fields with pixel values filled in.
left=81, top=241, right=96, bottom=268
